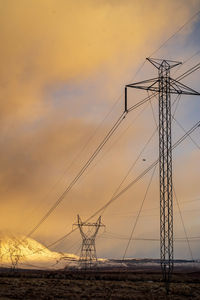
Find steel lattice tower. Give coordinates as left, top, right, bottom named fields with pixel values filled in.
left=74, top=215, right=105, bottom=269
left=125, top=58, right=200, bottom=291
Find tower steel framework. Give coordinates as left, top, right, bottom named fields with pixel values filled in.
left=74, top=215, right=105, bottom=268
left=125, top=58, right=200, bottom=291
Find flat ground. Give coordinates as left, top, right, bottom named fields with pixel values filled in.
left=0, top=268, right=199, bottom=299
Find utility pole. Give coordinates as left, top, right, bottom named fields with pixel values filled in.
left=125, top=58, right=200, bottom=292
left=74, top=215, right=105, bottom=269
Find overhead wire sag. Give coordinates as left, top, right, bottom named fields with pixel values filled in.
left=173, top=186, right=194, bottom=261
left=47, top=119, right=200, bottom=249
left=22, top=10, right=200, bottom=253
left=122, top=165, right=157, bottom=260
left=26, top=110, right=127, bottom=237
left=172, top=116, right=200, bottom=150
left=149, top=9, right=200, bottom=57
left=15, top=54, right=200, bottom=258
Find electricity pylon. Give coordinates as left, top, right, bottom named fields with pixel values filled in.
left=125, top=58, right=200, bottom=292
left=74, top=215, right=105, bottom=269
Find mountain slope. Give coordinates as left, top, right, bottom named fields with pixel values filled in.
left=0, top=234, right=78, bottom=269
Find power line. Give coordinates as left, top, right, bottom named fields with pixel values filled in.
left=82, top=90, right=180, bottom=185
left=47, top=120, right=200, bottom=248
left=128, top=91, right=157, bottom=112
left=176, top=62, right=200, bottom=81
left=4, top=21, right=200, bottom=265
left=26, top=111, right=127, bottom=237
left=122, top=165, right=157, bottom=260
left=23, top=46, right=200, bottom=254
left=172, top=94, right=181, bottom=117
left=27, top=88, right=164, bottom=238
left=149, top=10, right=200, bottom=57
left=173, top=186, right=194, bottom=261
left=183, top=49, right=200, bottom=65
left=101, top=129, right=158, bottom=217
left=30, top=98, right=123, bottom=212
left=148, top=91, right=158, bottom=128
left=182, top=198, right=200, bottom=204
left=172, top=116, right=200, bottom=150
left=17, top=96, right=199, bottom=262
left=77, top=95, right=155, bottom=186
left=100, top=98, right=159, bottom=217
left=25, top=59, right=149, bottom=236
left=25, top=13, right=200, bottom=242
left=27, top=92, right=155, bottom=238
left=172, top=49, right=200, bottom=77
left=92, top=95, right=183, bottom=222
left=3, top=94, right=159, bottom=260
left=99, top=235, right=200, bottom=243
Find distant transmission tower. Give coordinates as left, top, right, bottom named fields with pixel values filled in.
left=125, top=58, right=200, bottom=292
left=74, top=215, right=105, bottom=268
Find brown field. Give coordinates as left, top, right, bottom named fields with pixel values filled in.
left=0, top=268, right=200, bottom=299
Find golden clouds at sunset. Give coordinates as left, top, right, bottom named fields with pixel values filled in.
left=0, top=0, right=197, bottom=118
left=0, top=0, right=200, bottom=258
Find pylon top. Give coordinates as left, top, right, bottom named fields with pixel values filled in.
left=146, top=57, right=182, bottom=70
left=73, top=214, right=105, bottom=227
left=125, top=57, right=200, bottom=96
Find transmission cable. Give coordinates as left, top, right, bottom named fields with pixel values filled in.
left=172, top=49, right=200, bottom=77
left=99, top=235, right=200, bottom=243
left=172, top=94, right=181, bottom=117
left=182, top=198, right=200, bottom=204
left=23, top=96, right=200, bottom=256
left=148, top=91, right=158, bottom=128
left=100, top=92, right=164, bottom=216
left=100, top=93, right=179, bottom=219
left=149, top=9, right=200, bottom=57
left=172, top=116, right=200, bottom=150
left=8, top=40, right=200, bottom=262
left=9, top=106, right=200, bottom=260
left=25, top=59, right=150, bottom=238
left=25, top=49, right=200, bottom=249
left=122, top=165, right=157, bottom=260
left=128, top=91, right=158, bottom=112
left=176, top=62, right=200, bottom=81
left=101, top=127, right=158, bottom=217
left=26, top=19, right=200, bottom=239
left=27, top=93, right=154, bottom=238
left=106, top=165, right=157, bottom=300
left=183, top=49, right=200, bottom=65
left=5, top=95, right=154, bottom=260
left=47, top=120, right=200, bottom=248
left=77, top=94, right=156, bottom=187
left=29, top=96, right=123, bottom=214
left=173, top=185, right=194, bottom=261
left=26, top=111, right=128, bottom=237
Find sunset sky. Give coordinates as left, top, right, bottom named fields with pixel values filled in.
left=0, top=0, right=200, bottom=260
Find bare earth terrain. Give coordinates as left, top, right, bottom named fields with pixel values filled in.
left=0, top=268, right=200, bottom=299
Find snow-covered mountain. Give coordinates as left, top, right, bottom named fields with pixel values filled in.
left=0, top=234, right=79, bottom=270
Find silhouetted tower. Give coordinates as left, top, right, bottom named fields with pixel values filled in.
left=125, top=58, right=200, bottom=292
left=75, top=215, right=105, bottom=268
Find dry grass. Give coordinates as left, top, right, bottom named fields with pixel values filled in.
left=0, top=269, right=199, bottom=299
